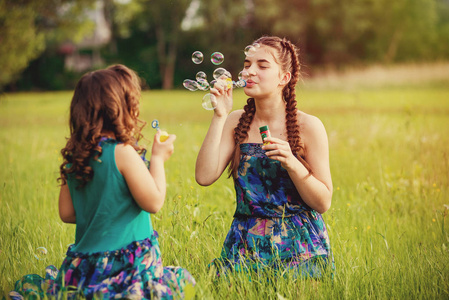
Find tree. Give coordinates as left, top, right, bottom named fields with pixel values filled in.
left=434, top=0, right=449, bottom=58
left=130, top=0, right=192, bottom=89
left=367, top=0, right=440, bottom=63
left=150, top=0, right=192, bottom=89
left=0, top=0, right=94, bottom=89
left=105, top=0, right=193, bottom=89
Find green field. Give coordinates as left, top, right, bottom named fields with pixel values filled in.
left=1, top=81, right=449, bottom=299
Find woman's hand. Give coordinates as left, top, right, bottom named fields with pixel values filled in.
left=262, top=137, right=300, bottom=171
left=209, top=77, right=233, bottom=118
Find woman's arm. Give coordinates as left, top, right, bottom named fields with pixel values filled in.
left=59, top=184, right=76, bottom=223
left=263, top=114, right=333, bottom=213
left=116, top=132, right=176, bottom=214
left=195, top=111, right=240, bottom=186
left=195, top=79, right=239, bottom=186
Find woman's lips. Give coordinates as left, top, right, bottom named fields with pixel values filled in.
left=245, top=80, right=256, bottom=87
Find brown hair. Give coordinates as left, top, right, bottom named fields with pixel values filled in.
left=59, top=64, right=145, bottom=187
left=228, top=36, right=310, bottom=177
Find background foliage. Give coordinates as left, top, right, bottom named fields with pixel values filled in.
left=1, top=0, right=449, bottom=90
left=0, top=0, right=94, bottom=88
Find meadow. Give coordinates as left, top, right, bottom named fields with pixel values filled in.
left=1, top=65, right=449, bottom=299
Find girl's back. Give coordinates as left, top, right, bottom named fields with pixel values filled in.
left=68, top=138, right=152, bottom=254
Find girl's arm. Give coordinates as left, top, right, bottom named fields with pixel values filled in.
left=195, top=79, right=239, bottom=186
left=263, top=115, right=333, bottom=213
left=59, top=184, right=76, bottom=223
left=116, top=131, right=176, bottom=214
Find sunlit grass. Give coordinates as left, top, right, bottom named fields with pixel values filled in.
left=1, top=76, right=448, bottom=298
left=303, top=61, right=449, bottom=90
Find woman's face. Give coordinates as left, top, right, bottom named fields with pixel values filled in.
left=242, top=45, right=287, bottom=100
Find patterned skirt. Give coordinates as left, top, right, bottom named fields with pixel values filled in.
left=210, top=211, right=334, bottom=279
left=10, top=231, right=195, bottom=299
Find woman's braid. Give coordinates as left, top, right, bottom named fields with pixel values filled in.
left=228, top=98, right=256, bottom=177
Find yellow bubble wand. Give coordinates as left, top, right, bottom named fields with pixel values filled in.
left=151, top=119, right=169, bottom=142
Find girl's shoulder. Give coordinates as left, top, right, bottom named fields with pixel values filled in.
left=115, top=143, right=135, bottom=152
left=228, top=109, right=245, bottom=121
left=297, top=110, right=327, bottom=140
left=114, top=143, right=140, bottom=174
left=115, top=143, right=139, bottom=159
left=224, top=109, right=245, bottom=129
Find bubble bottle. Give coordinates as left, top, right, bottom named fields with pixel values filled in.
left=259, top=125, right=271, bottom=145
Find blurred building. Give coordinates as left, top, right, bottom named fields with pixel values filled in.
left=58, top=0, right=111, bottom=72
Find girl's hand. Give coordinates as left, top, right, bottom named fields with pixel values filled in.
left=151, top=130, right=176, bottom=162
left=262, top=137, right=299, bottom=171
left=209, top=77, right=233, bottom=118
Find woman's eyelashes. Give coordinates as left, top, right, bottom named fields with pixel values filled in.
left=243, top=64, right=269, bottom=70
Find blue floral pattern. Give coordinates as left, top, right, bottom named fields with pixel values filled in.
left=10, top=232, right=195, bottom=299
left=211, top=143, right=333, bottom=278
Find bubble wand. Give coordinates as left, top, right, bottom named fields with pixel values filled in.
left=151, top=119, right=169, bottom=142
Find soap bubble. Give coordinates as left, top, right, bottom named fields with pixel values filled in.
left=232, top=80, right=247, bottom=89
left=244, top=45, right=257, bottom=57
left=197, top=78, right=210, bottom=91
left=238, top=70, right=249, bottom=81
left=253, top=42, right=261, bottom=49
left=34, top=247, right=48, bottom=260
left=211, top=69, right=233, bottom=89
left=202, top=93, right=217, bottom=110
left=183, top=79, right=199, bottom=91
left=213, top=68, right=226, bottom=79
left=213, top=67, right=230, bottom=80
left=209, top=79, right=217, bottom=89
left=233, top=80, right=247, bottom=89
left=192, top=51, right=204, bottom=64
left=211, top=52, right=224, bottom=65
left=196, top=71, right=207, bottom=81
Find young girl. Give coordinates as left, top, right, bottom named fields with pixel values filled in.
left=195, top=36, right=334, bottom=278
left=10, top=65, right=195, bottom=299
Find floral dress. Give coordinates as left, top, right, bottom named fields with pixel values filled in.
left=211, top=143, right=334, bottom=278
left=10, top=233, right=195, bottom=299
left=10, top=138, right=195, bottom=299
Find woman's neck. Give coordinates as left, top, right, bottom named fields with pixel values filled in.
left=253, top=96, right=286, bottom=124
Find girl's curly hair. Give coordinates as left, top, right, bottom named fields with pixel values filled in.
left=59, top=64, right=146, bottom=187
left=228, top=36, right=311, bottom=177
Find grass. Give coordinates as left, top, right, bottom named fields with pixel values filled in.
left=1, top=66, right=449, bottom=299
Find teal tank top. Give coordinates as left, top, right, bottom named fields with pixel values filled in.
left=67, top=139, right=153, bottom=254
